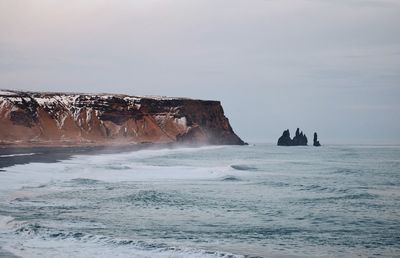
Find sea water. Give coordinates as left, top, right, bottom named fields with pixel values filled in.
left=0, top=144, right=399, bottom=257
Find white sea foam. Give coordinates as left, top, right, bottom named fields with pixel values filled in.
left=2, top=144, right=397, bottom=257
left=2, top=217, right=243, bottom=258
left=4, top=236, right=242, bottom=258
left=0, top=215, right=15, bottom=230
left=0, top=146, right=235, bottom=198
left=0, top=153, right=37, bottom=158
left=0, top=146, right=246, bottom=258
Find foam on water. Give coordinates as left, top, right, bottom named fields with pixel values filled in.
left=0, top=146, right=237, bottom=197
left=0, top=153, right=37, bottom=158
left=0, top=215, right=15, bottom=231
left=4, top=224, right=243, bottom=258
left=0, top=144, right=399, bottom=257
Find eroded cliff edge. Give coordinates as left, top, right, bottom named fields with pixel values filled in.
left=0, top=90, right=245, bottom=147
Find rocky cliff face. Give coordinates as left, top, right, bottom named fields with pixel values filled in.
left=0, top=90, right=245, bottom=147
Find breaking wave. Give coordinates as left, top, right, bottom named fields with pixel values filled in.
left=4, top=218, right=244, bottom=258
left=0, top=153, right=38, bottom=158
left=220, top=176, right=242, bottom=182
left=1, top=144, right=399, bottom=257
left=230, top=165, right=258, bottom=171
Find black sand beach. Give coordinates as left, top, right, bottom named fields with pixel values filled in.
left=0, top=143, right=175, bottom=170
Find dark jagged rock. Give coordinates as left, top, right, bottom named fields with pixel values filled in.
left=277, top=128, right=308, bottom=146
left=313, top=132, right=321, bottom=147
left=277, top=129, right=292, bottom=146
left=292, top=128, right=308, bottom=146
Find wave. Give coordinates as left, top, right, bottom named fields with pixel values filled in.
left=0, top=153, right=37, bottom=158
left=69, top=178, right=102, bottom=185
left=253, top=181, right=290, bottom=187
left=3, top=220, right=244, bottom=258
left=296, top=184, right=351, bottom=194
left=332, top=168, right=364, bottom=175
left=221, top=175, right=242, bottom=182
left=0, top=215, right=15, bottom=230
left=296, top=192, right=379, bottom=203
left=103, top=164, right=132, bottom=170
left=230, top=165, right=258, bottom=171
left=88, top=145, right=227, bottom=161
left=105, top=190, right=201, bottom=209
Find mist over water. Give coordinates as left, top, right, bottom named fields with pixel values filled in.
left=0, top=144, right=399, bottom=257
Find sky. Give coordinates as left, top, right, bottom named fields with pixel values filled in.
left=0, top=0, right=399, bottom=144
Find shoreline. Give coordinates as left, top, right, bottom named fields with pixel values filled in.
left=0, top=142, right=234, bottom=170
left=0, top=139, right=247, bottom=149
left=0, top=143, right=166, bottom=170
left=0, top=141, right=168, bottom=149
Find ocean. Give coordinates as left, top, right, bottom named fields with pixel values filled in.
left=0, top=144, right=399, bottom=257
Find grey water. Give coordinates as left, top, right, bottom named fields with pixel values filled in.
left=0, top=144, right=399, bottom=257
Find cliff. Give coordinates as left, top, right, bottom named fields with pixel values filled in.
left=0, top=90, right=245, bottom=147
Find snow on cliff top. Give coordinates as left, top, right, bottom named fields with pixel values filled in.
left=0, top=89, right=217, bottom=102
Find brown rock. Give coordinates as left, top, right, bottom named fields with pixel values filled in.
left=0, top=90, right=245, bottom=147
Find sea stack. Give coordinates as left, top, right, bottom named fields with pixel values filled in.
left=277, top=128, right=308, bottom=146
left=313, top=132, right=321, bottom=147
left=0, top=89, right=246, bottom=147
left=277, top=129, right=292, bottom=146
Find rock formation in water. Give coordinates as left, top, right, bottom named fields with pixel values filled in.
left=277, top=129, right=292, bottom=146
left=0, top=89, right=245, bottom=147
left=313, top=132, right=321, bottom=147
left=277, top=128, right=308, bottom=146
left=292, top=128, right=308, bottom=146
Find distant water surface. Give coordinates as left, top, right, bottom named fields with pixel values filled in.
left=0, top=144, right=399, bottom=257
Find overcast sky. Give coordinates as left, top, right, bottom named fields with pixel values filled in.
left=1, top=0, right=399, bottom=144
